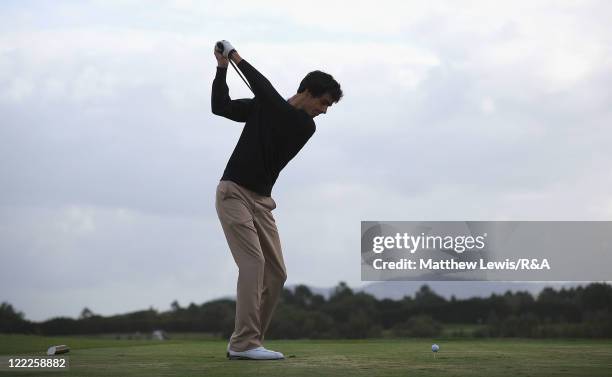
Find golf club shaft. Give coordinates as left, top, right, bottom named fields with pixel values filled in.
left=229, top=59, right=253, bottom=93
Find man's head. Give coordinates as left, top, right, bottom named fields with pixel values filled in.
left=295, top=71, right=343, bottom=118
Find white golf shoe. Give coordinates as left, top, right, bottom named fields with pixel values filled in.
left=227, top=346, right=284, bottom=360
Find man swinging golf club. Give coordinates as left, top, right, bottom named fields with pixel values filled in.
left=212, top=40, right=342, bottom=360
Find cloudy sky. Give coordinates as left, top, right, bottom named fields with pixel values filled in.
left=1, top=0, right=611, bottom=321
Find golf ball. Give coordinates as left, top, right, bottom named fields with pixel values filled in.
left=431, top=344, right=439, bottom=352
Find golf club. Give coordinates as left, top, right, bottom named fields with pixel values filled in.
left=215, top=42, right=253, bottom=93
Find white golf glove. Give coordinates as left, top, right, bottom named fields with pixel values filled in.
left=215, top=40, right=236, bottom=58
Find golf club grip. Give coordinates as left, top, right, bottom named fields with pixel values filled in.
left=215, top=42, right=224, bottom=53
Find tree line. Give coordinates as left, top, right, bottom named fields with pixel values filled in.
left=2, top=282, right=611, bottom=338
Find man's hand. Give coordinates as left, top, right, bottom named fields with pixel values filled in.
left=215, top=40, right=236, bottom=58
left=214, top=47, right=229, bottom=68
left=214, top=40, right=243, bottom=68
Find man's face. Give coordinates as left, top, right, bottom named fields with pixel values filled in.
left=304, top=91, right=334, bottom=118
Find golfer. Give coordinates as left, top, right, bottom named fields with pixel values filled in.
left=212, top=40, right=342, bottom=360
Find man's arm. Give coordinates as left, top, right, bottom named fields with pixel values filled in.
left=229, top=51, right=289, bottom=110
left=211, top=48, right=253, bottom=122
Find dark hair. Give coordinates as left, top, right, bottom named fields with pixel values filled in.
left=297, top=70, right=343, bottom=103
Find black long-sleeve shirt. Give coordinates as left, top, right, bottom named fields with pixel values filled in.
left=211, top=60, right=316, bottom=197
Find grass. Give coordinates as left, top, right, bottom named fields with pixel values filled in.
left=1, top=334, right=612, bottom=376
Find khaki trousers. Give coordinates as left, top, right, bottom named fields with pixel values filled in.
left=215, top=180, right=287, bottom=352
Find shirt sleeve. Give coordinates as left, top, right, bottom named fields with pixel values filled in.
left=237, top=60, right=290, bottom=111
left=211, top=66, right=254, bottom=122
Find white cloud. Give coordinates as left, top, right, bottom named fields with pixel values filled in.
left=0, top=204, right=235, bottom=320
left=480, top=97, right=495, bottom=114
left=1, top=77, right=33, bottom=102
